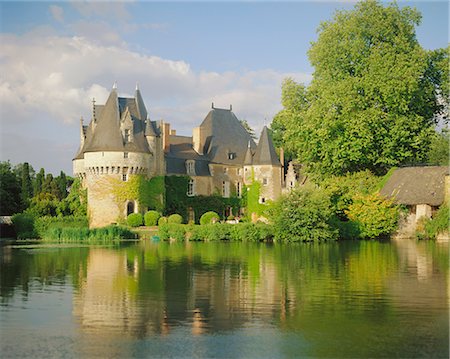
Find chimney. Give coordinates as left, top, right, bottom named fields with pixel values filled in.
left=162, top=121, right=171, bottom=152
left=193, top=126, right=205, bottom=154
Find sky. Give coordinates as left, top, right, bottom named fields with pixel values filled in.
left=0, top=1, right=448, bottom=175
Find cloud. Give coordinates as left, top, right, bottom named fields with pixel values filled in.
left=49, top=5, right=64, bottom=23
left=0, top=32, right=311, bottom=173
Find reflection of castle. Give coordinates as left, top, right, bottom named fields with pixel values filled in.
left=73, top=85, right=299, bottom=227
left=72, top=245, right=297, bottom=348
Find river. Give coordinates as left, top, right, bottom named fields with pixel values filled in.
left=0, top=240, right=448, bottom=358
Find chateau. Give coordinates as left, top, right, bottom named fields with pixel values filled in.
left=73, top=85, right=297, bottom=227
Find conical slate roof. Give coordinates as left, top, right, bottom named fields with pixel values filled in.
left=253, top=126, right=280, bottom=166
left=244, top=141, right=253, bottom=165
left=74, top=87, right=151, bottom=159
left=198, top=107, right=256, bottom=165
left=83, top=89, right=124, bottom=152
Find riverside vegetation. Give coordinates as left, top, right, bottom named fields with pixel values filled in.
left=2, top=0, right=448, bottom=243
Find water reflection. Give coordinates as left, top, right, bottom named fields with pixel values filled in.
left=0, top=240, right=448, bottom=358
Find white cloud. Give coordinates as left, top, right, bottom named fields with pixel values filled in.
left=0, top=32, right=311, bottom=173
left=50, top=5, right=64, bottom=23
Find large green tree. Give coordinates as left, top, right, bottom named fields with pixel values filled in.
left=277, top=0, right=448, bottom=177
left=0, top=161, right=22, bottom=215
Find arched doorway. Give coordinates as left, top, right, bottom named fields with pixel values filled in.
left=127, top=201, right=135, bottom=216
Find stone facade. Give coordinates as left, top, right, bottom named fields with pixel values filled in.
left=73, top=85, right=298, bottom=227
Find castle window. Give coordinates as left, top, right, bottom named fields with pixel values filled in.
left=224, top=167, right=228, bottom=174
left=122, top=174, right=128, bottom=182
left=263, top=178, right=268, bottom=186
left=124, top=152, right=128, bottom=159
left=237, top=168, right=242, bottom=176
left=124, top=129, right=130, bottom=143
left=237, top=182, right=242, bottom=198
left=259, top=197, right=266, bottom=204
left=222, top=181, right=230, bottom=198
left=186, top=160, right=195, bottom=176
left=228, top=152, right=236, bottom=160
left=187, top=179, right=195, bottom=197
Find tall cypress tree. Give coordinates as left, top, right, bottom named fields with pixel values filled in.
left=34, top=168, right=45, bottom=196
left=20, top=162, right=33, bottom=208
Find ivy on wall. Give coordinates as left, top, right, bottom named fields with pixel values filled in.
left=243, top=181, right=268, bottom=218
left=163, top=175, right=241, bottom=222
left=109, top=175, right=165, bottom=215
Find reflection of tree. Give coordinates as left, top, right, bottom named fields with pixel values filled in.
left=2, top=240, right=448, bottom=358
left=0, top=246, right=89, bottom=301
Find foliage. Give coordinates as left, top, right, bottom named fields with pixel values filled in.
left=34, top=216, right=88, bottom=238
left=42, top=225, right=136, bottom=243
left=346, top=193, right=399, bottom=239
left=25, top=193, right=59, bottom=217
left=158, top=222, right=274, bottom=242
left=144, top=210, right=161, bottom=226
left=168, top=213, right=183, bottom=224
left=127, top=213, right=143, bottom=227
left=0, top=161, right=22, bottom=215
left=321, top=170, right=379, bottom=220
left=20, top=162, right=33, bottom=208
left=109, top=175, right=165, bottom=217
left=187, top=195, right=241, bottom=223
left=158, top=216, right=168, bottom=226
left=239, top=119, right=257, bottom=139
left=275, top=1, right=447, bottom=178
left=56, top=178, right=87, bottom=217
left=11, top=213, right=37, bottom=239
left=164, top=176, right=190, bottom=220
left=200, top=211, right=220, bottom=225
left=243, top=180, right=270, bottom=219
left=427, top=128, right=449, bottom=166
left=272, top=184, right=338, bottom=242
left=158, top=223, right=186, bottom=241
left=418, top=204, right=449, bottom=239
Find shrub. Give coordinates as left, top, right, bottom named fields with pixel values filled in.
left=127, top=213, right=143, bottom=227
left=346, top=193, right=399, bottom=239
left=168, top=213, right=183, bottom=224
left=158, top=216, right=168, bottom=226
left=42, top=225, right=136, bottom=243
left=158, top=223, right=186, bottom=241
left=34, top=216, right=88, bottom=238
left=200, top=211, right=220, bottom=225
left=144, top=210, right=160, bottom=226
left=11, top=213, right=36, bottom=239
left=272, top=184, right=338, bottom=242
left=421, top=204, right=449, bottom=239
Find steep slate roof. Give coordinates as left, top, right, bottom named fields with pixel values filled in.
left=166, top=135, right=210, bottom=176
left=380, top=166, right=449, bottom=206
left=253, top=126, right=281, bottom=166
left=198, top=108, right=257, bottom=165
left=74, top=88, right=151, bottom=159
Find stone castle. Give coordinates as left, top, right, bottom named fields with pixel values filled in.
left=73, top=84, right=298, bottom=227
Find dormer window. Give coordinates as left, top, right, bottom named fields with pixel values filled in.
left=124, top=129, right=130, bottom=143
left=186, top=160, right=195, bottom=176
left=228, top=152, right=236, bottom=160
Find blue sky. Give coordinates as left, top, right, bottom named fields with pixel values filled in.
left=0, top=1, right=448, bottom=174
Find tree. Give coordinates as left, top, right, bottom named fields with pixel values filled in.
left=427, top=128, right=449, bottom=166
left=20, top=162, right=33, bottom=207
left=271, top=78, right=308, bottom=162
left=239, top=119, right=257, bottom=139
left=34, top=168, right=45, bottom=196
left=278, top=0, right=448, bottom=178
left=56, top=171, right=68, bottom=200
left=272, top=184, right=338, bottom=242
left=0, top=161, right=22, bottom=215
